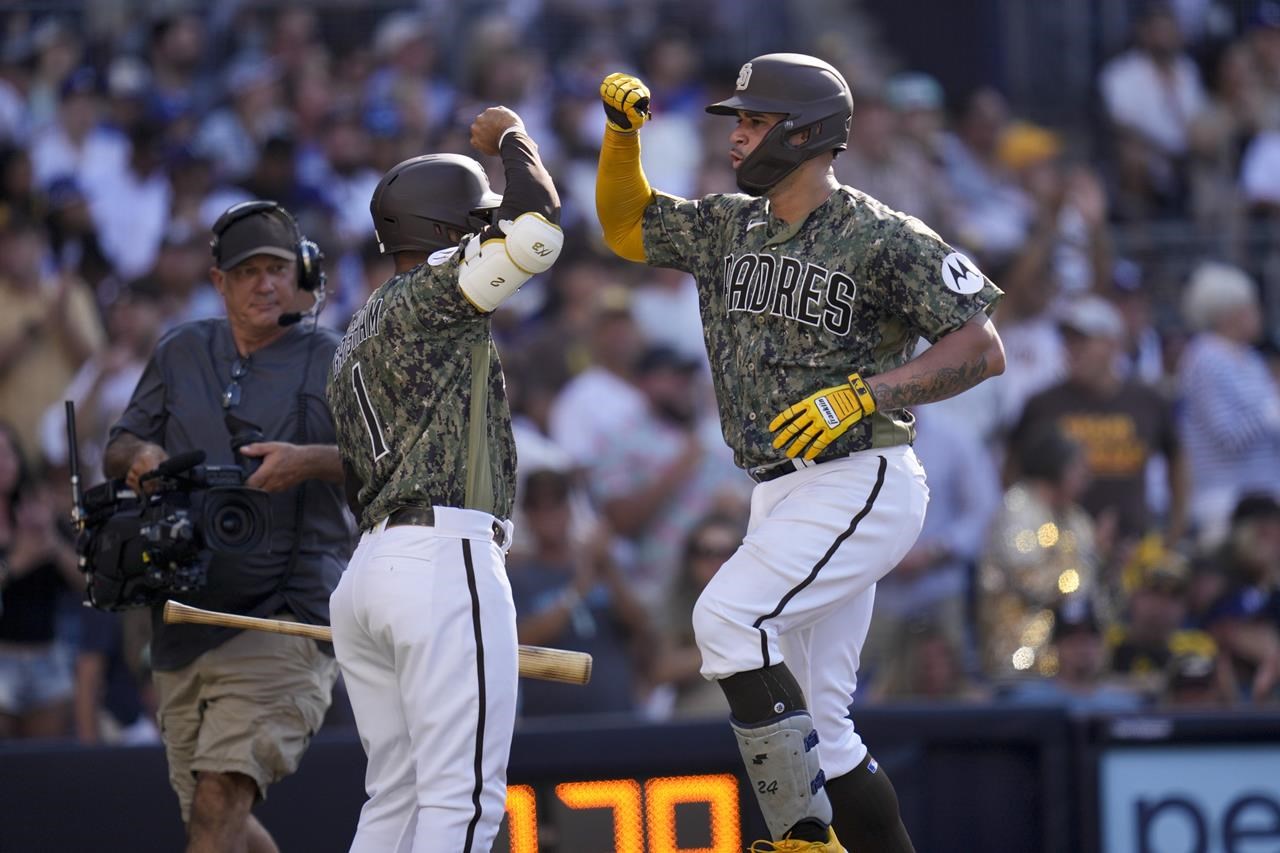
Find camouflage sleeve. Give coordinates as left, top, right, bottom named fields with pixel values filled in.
left=641, top=192, right=728, bottom=275
left=402, top=249, right=477, bottom=323
left=869, top=217, right=1004, bottom=343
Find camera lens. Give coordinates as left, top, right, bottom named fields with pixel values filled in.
left=212, top=505, right=252, bottom=547
left=201, top=487, right=269, bottom=555
left=206, top=498, right=261, bottom=552
left=219, top=511, right=246, bottom=537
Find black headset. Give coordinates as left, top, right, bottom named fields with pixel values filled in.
left=209, top=200, right=326, bottom=293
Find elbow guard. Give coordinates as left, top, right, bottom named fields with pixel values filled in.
left=458, top=212, right=564, bottom=313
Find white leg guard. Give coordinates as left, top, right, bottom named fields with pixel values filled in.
left=732, top=711, right=833, bottom=839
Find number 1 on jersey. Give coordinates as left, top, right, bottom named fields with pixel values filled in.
left=351, top=362, right=390, bottom=461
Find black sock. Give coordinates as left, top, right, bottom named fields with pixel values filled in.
left=825, top=754, right=915, bottom=852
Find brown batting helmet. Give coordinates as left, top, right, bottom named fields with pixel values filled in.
left=707, top=53, right=853, bottom=196
left=369, top=154, right=503, bottom=254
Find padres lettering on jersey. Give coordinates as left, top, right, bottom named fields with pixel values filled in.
left=326, top=255, right=517, bottom=530
left=641, top=187, right=1003, bottom=470
left=722, top=253, right=856, bottom=336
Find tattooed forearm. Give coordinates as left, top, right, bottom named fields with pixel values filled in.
left=871, top=352, right=989, bottom=411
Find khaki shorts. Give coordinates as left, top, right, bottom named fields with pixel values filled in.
left=153, top=617, right=338, bottom=822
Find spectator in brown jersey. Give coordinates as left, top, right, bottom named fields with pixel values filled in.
left=1011, top=294, right=1187, bottom=549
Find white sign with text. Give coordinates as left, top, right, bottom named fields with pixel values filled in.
left=1101, top=746, right=1280, bottom=853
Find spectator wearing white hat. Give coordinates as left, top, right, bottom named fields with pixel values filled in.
left=1177, top=262, right=1280, bottom=545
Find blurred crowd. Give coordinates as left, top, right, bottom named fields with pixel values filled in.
left=2, top=0, right=1280, bottom=745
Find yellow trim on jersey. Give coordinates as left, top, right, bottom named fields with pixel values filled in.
left=596, top=125, right=653, bottom=262
left=458, top=286, right=485, bottom=313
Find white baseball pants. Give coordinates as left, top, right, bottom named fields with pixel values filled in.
left=330, top=507, right=519, bottom=853
left=693, top=445, right=929, bottom=778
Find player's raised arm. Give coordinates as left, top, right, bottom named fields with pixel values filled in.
left=470, top=106, right=560, bottom=227
left=595, top=72, right=657, bottom=262
left=459, top=106, right=565, bottom=313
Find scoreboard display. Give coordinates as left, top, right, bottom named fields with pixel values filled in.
left=496, top=773, right=746, bottom=852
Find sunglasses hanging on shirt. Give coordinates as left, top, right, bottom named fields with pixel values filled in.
left=221, top=357, right=250, bottom=410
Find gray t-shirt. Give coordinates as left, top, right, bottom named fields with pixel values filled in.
left=110, top=319, right=355, bottom=670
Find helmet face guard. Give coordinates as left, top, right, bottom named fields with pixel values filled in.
left=706, top=53, right=854, bottom=196
left=728, top=109, right=852, bottom=196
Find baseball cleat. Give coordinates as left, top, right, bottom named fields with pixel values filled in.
left=749, top=826, right=846, bottom=852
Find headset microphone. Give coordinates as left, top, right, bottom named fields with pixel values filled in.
left=277, top=275, right=327, bottom=327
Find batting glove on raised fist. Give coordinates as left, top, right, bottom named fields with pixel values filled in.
left=600, top=72, right=651, bottom=132
left=769, top=373, right=877, bottom=461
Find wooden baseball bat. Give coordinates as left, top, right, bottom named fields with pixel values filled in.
left=163, top=600, right=592, bottom=685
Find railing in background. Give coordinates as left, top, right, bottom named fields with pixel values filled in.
left=5, top=706, right=1273, bottom=852
left=1111, top=220, right=1280, bottom=338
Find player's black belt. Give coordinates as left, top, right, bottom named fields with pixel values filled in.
left=385, top=505, right=508, bottom=548
left=747, top=452, right=856, bottom=484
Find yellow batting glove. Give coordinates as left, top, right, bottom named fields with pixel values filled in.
left=769, top=373, right=877, bottom=461
left=600, top=72, right=651, bottom=132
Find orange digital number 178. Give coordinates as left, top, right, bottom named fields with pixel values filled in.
left=504, top=773, right=741, bottom=853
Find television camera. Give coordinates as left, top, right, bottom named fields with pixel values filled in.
left=67, top=402, right=273, bottom=610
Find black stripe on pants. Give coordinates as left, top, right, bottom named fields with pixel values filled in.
left=461, top=539, right=487, bottom=853
left=752, top=455, right=888, bottom=668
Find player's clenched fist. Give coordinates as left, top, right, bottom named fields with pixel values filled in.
left=600, top=72, right=651, bottom=132
left=769, top=373, right=878, bottom=461
left=471, top=105, right=524, bottom=156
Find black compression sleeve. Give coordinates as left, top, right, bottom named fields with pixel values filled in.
left=718, top=663, right=808, bottom=724
left=490, top=129, right=560, bottom=227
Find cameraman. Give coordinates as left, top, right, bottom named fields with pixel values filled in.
left=103, top=202, right=354, bottom=853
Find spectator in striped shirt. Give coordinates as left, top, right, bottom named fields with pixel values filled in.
left=1177, top=261, right=1280, bottom=546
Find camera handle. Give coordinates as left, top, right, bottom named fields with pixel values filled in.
left=138, top=450, right=208, bottom=486
left=225, top=412, right=266, bottom=478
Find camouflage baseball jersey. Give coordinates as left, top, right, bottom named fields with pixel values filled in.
left=642, top=186, right=1002, bottom=471
left=326, top=251, right=516, bottom=531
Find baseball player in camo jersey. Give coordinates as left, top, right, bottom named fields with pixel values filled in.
left=596, top=55, right=1006, bottom=852
left=326, top=106, right=562, bottom=853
